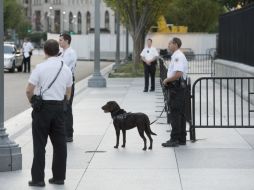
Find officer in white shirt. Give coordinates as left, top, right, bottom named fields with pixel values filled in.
left=162, top=37, right=188, bottom=147
left=26, top=39, right=73, bottom=187
left=22, top=38, right=34, bottom=73
left=59, top=33, right=77, bottom=142
left=140, top=38, right=159, bottom=92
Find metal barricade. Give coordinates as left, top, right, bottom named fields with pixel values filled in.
left=163, top=54, right=214, bottom=76
left=190, top=77, right=254, bottom=141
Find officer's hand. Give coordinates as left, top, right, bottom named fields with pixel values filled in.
left=163, top=79, right=168, bottom=86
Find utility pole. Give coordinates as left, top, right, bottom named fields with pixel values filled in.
left=0, top=0, right=22, bottom=171
left=88, top=0, right=106, bottom=88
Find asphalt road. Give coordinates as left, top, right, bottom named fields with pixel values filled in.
left=4, top=54, right=112, bottom=121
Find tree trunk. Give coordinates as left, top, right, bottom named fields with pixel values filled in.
left=132, top=33, right=145, bottom=74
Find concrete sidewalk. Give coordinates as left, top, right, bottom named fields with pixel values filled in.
left=1, top=76, right=254, bottom=190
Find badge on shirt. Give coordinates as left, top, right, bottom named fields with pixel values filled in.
left=175, top=58, right=179, bottom=62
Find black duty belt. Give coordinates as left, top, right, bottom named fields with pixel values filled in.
left=42, top=100, right=64, bottom=105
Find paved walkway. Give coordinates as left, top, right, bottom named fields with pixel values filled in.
left=1, top=73, right=254, bottom=190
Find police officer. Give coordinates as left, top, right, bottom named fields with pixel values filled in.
left=161, top=37, right=188, bottom=147
left=22, top=37, right=34, bottom=73
left=59, top=33, right=77, bottom=142
left=140, top=38, right=159, bottom=92
left=26, top=39, right=73, bottom=187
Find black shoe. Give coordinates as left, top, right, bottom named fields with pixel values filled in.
left=48, top=178, right=64, bottom=185
left=66, top=136, right=73, bottom=142
left=179, top=141, right=186, bottom=145
left=28, top=180, right=45, bottom=187
left=162, top=140, right=179, bottom=147
left=143, top=89, right=148, bottom=92
left=150, top=89, right=155, bottom=92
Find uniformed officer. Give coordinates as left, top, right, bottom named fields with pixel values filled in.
left=140, top=38, right=159, bottom=92
left=22, top=37, right=34, bottom=73
left=26, top=39, right=73, bottom=187
left=161, top=37, right=188, bottom=147
left=59, top=33, right=77, bottom=142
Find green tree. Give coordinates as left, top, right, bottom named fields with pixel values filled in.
left=4, top=0, right=30, bottom=40
left=218, top=0, right=254, bottom=9
left=166, top=0, right=224, bottom=32
left=104, top=0, right=170, bottom=67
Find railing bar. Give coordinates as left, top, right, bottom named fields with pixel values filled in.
left=213, top=78, right=215, bottom=126
left=248, top=79, right=250, bottom=126
left=206, top=79, right=208, bottom=126
left=234, top=79, right=236, bottom=126
left=200, top=80, right=202, bottom=125
left=220, top=79, right=222, bottom=126
left=241, top=79, right=243, bottom=126
left=227, top=79, right=229, bottom=126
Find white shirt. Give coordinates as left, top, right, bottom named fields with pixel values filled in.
left=140, top=46, right=159, bottom=62
left=60, top=47, right=77, bottom=75
left=28, top=57, right=73, bottom=101
left=22, top=42, right=33, bottom=58
left=167, top=49, right=188, bottom=80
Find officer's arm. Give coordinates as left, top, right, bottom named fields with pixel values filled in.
left=65, top=87, right=72, bottom=101
left=163, top=71, right=183, bottom=85
left=26, top=83, right=35, bottom=103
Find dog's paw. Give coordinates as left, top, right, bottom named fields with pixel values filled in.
left=121, top=145, right=125, bottom=148
left=114, top=146, right=118, bottom=149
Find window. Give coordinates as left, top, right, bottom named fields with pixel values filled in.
left=69, top=12, right=73, bottom=32
left=86, top=11, right=90, bottom=34
left=77, top=12, right=82, bottom=34
left=105, top=11, right=110, bottom=31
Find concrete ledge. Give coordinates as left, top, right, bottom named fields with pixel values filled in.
left=215, top=59, right=254, bottom=77
left=214, top=59, right=254, bottom=104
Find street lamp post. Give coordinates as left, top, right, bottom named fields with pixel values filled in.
left=113, top=11, right=120, bottom=69
left=88, top=0, right=106, bottom=88
left=125, top=27, right=129, bottom=62
left=0, top=0, right=22, bottom=172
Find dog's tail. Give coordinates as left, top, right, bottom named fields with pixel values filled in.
left=148, top=122, right=157, bottom=136
left=150, top=129, right=157, bottom=136
left=145, top=116, right=157, bottom=136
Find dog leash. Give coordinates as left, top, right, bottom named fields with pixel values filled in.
left=150, top=106, right=165, bottom=125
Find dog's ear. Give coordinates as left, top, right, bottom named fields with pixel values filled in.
left=110, top=101, right=120, bottom=111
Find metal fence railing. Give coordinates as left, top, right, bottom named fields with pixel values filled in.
left=190, top=77, right=254, bottom=141
left=159, top=57, right=254, bottom=142
left=163, top=54, right=214, bottom=76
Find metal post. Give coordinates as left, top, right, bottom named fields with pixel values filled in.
left=125, top=27, right=129, bottom=62
left=0, top=0, right=22, bottom=172
left=113, top=11, right=120, bottom=69
left=88, top=0, right=106, bottom=87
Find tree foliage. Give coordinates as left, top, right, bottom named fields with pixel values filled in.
left=166, top=0, right=224, bottom=32
left=4, top=0, right=30, bottom=39
left=217, top=0, right=254, bottom=9
left=104, top=0, right=170, bottom=65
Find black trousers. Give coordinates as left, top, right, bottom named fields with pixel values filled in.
left=23, top=56, right=31, bottom=72
left=65, top=76, right=75, bottom=138
left=169, top=87, right=187, bottom=142
left=143, top=62, right=156, bottom=90
left=31, top=103, right=67, bottom=182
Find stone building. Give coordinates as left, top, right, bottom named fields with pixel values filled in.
left=20, top=0, right=117, bottom=34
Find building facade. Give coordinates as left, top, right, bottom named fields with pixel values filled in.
left=20, top=0, right=117, bottom=34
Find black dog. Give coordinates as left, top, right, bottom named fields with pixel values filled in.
left=102, top=101, right=156, bottom=151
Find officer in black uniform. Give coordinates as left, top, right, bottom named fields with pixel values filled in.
left=26, top=39, right=73, bottom=187
left=161, top=37, right=188, bottom=147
